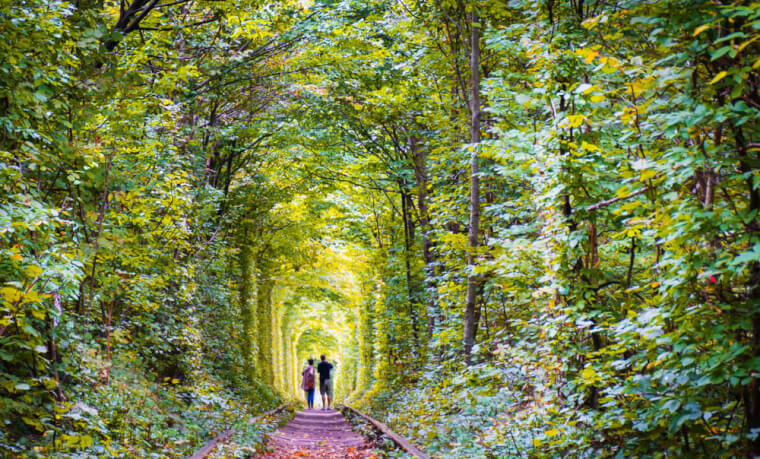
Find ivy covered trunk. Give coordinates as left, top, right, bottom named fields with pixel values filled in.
left=463, top=5, right=482, bottom=358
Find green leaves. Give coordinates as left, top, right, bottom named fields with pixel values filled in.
left=3, top=0, right=760, bottom=457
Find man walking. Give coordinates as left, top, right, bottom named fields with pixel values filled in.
left=317, top=354, right=334, bottom=410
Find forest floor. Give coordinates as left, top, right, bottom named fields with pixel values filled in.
left=260, top=408, right=376, bottom=458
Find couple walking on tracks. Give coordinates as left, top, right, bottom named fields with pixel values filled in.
left=301, top=355, right=334, bottom=410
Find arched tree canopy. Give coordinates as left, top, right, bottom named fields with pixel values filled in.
left=3, top=0, right=760, bottom=457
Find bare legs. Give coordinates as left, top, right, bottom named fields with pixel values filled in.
left=320, top=393, right=333, bottom=409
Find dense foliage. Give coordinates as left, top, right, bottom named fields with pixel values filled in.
left=2, top=0, right=760, bottom=457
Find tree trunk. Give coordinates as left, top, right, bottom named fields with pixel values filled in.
left=238, top=237, right=257, bottom=383
left=87, top=149, right=115, bottom=314
left=410, top=133, right=437, bottom=337
left=463, top=7, right=482, bottom=357
left=257, top=279, right=274, bottom=387
left=400, top=187, right=420, bottom=349
left=104, top=300, right=113, bottom=384
left=735, top=125, right=760, bottom=456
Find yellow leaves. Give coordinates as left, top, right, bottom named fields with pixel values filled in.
left=639, top=169, right=657, bottom=181
left=576, top=48, right=624, bottom=74
left=692, top=24, right=710, bottom=37
left=575, top=48, right=599, bottom=64
left=438, top=232, right=468, bottom=251
left=708, top=71, right=728, bottom=85
left=581, top=141, right=601, bottom=152
left=736, top=36, right=759, bottom=55
left=645, top=360, right=662, bottom=371
left=544, top=428, right=560, bottom=437
left=79, top=435, right=94, bottom=448
left=581, top=15, right=605, bottom=30
left=559, top=114, right=586, bottom=129
left=581, top=17, right=600, bottom=30
left=524, top=44, right=539, bottom=58
left=575, top=83, right=595, bottom=95
left=599, top=56, right=623, bottom=74
left=575, top=83, right=607, bottom=103
left=580, top=365, right=601, bottom=384
left=24, top=265, right=42, bottom=278
left=620, top=106, right=638, bottom=125
left=629, top=77, right=655, bottom=96
left=112, top=328, right=131, bottom=345
left=58, top=433, right=94, bottom=448
left=0, top=287, right=23, bottom=304
left=619, top=199, right=643, bottom=214
left=22, top=416, right=43, bottom=431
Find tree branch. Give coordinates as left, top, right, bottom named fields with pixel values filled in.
left=586, top=187, right=649, bottom=211
left=137, top=16, right=220, bottom=31
left=123, top=0, right=162, bottom=33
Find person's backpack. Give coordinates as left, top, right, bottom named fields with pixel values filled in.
left=304, top=367, right=315, bottom=390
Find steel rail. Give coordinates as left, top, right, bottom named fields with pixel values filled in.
left=340, top=404, right=430, bottom=459
left=188, top=402, right=289, bottom=459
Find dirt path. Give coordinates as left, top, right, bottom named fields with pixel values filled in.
left=261, top=408, right=376, bottom=458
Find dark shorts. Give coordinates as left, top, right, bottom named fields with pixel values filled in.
left=319, top=379, right=332, bottom=396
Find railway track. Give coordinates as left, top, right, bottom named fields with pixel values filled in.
left=188, top=403, right=428, bottom=458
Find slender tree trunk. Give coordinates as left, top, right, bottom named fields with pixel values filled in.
left=410, top=133, right=437, bottom=337
left=463, top=7, right=482, bottom=357
left=256, top=277, right=274, bottom=386
left=104, top=300, right=113, bottom=384
left=87, top=150, right=115, bottom=313
left=273, top=296, right=281, bottom=391
left=238, top=227, right=258, bottom=384
left=400, top=187, right=420, bottom=349
left=291, top=340, right=299, bottom=397
left=48, top=295, right=65, bottom=401
left=358, top=295, right=375, bottom=391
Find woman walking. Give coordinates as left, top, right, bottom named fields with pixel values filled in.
left=301, top=358, right=316, bottom=409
